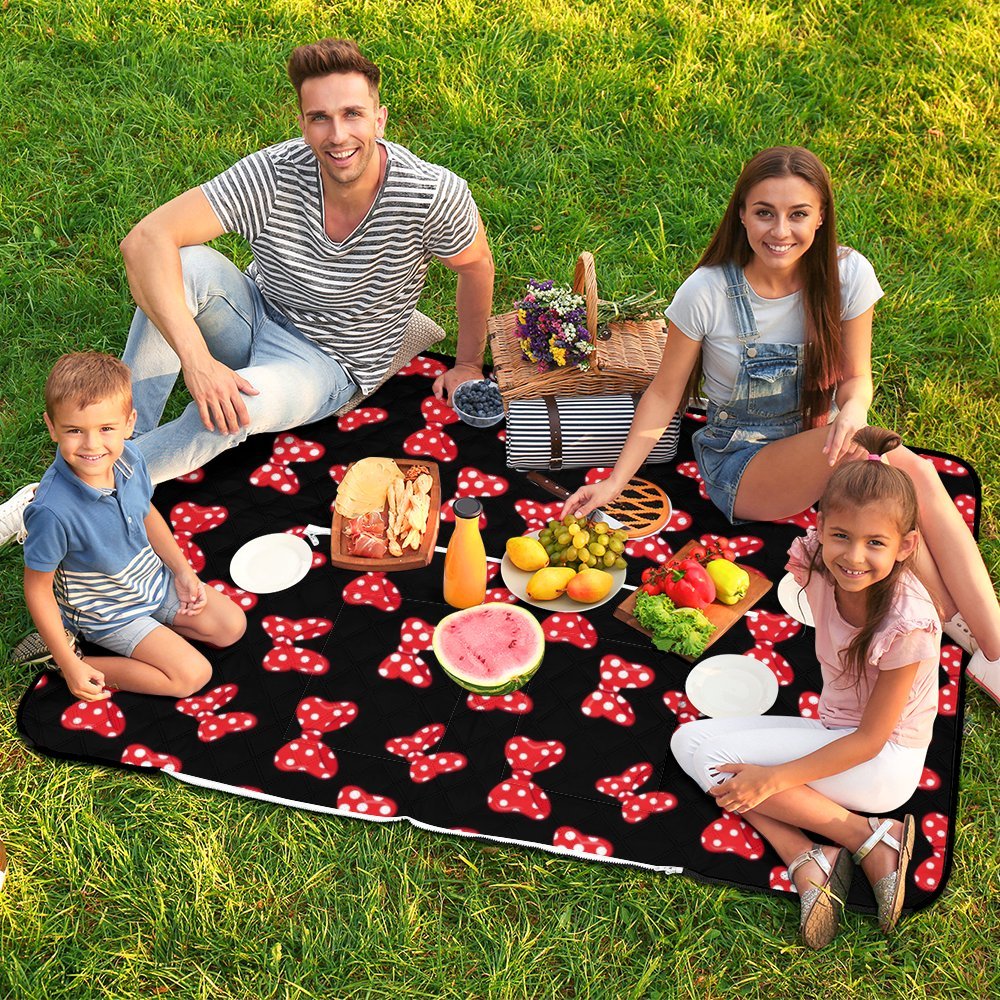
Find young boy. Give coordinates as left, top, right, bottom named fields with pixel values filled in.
left=22, top=352, right=246, bottom=702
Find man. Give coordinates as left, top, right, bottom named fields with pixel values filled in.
left=117, top=37, right=494, bottom=484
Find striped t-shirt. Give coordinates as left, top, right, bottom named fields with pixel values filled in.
left=201, top=138, right=480, bottom=393
left=23, top=444, right=170, bottom=641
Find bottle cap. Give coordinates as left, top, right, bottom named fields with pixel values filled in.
left=452, top=497, right=483, bottom=520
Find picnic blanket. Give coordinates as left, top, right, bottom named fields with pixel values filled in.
left=17, top=353, right=974, bottom=914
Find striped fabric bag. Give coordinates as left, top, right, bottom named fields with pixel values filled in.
left=504, top=394, right=681, bottom=471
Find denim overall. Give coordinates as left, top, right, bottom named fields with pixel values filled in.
left=692, top=262, right=805, bottom=524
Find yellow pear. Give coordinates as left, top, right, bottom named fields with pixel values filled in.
left=506, top=536, right=550, bottom=573
left=565, top=567, right=615, bottom=604
left=526, top=567, right=577, bottom=602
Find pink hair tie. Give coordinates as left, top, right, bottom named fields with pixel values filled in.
left=867, top=453, right=883, bottom=462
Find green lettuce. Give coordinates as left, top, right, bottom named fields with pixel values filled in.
left=633, top=591, right=716, bottom=659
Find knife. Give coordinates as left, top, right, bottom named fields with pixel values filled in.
left=524, top=471, right=627, bottom=532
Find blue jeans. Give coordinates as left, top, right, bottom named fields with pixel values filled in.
left=123, top=246, right=359, bottom=484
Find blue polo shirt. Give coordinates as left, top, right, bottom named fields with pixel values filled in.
left=23, top=442, right=170, bottom=640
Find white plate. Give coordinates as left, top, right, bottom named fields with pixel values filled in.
left=229, top=533, right=313, bottom=594
left=499, top=532, right=627, bottom=612
left=777, top=572, right=814, bottom=627
left=685, top=654, right=779, bottom=718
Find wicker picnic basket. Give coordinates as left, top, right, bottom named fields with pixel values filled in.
left=488, top=252, right=667, bottom=405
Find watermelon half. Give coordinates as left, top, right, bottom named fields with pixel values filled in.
left=432, top=604, right=545, bottom=694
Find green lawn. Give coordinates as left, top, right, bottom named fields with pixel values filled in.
left=1, top=1, right=998, bottom=997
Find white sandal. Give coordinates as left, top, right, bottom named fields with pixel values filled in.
left=786, top=844, right=854, bottom=949
left=851, top=815, right=915, bottom=933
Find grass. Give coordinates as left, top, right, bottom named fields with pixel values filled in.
left=1, top=0, right=999, bottom=996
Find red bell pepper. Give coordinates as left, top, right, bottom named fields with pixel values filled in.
left=660, top=558, right=716, bottom=610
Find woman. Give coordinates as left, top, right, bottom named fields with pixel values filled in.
left=563, top=146, right=1000, bottom=700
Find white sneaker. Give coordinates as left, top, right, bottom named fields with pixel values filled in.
left=967, top=649, right=1000, bottom=705
left=0, top=483, right=38, bottom=546
left=942, top=613, right=978, bottom=654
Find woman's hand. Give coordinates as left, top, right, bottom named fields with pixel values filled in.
left=708, top=763, right=785, bottom=814
left=822, top=398, right=869, bottom=467
left=560, top=478, right=622, bottom=521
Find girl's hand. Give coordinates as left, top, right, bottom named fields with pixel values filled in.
left=561, top=479, right=620, bottom=521
left=175, top=573, right=207, bottom=616
left=61, top=656, right=110, bottom=702
left=708, top=763, right=783, bottom=814
left=822, top=400, right=868, bottom=467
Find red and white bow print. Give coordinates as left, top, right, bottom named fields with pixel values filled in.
left=403, top=396, right=460, bottom=462
left=273, top=697, right=358, bottom=780
left=662, top=690, right=702, bottom=726
left=938, top=645, right=962, bottom=717
left=540, top=612, right=597, bottom=649
left=552, top=827, right=613, bottom=858
left=743, top=609, right=801, bottom=686
left=170, top=501, right=228, bottom=572
left=595, top=763, right=677, bottom=823
left=580, top=655, right=655, bottom=727
left=913, top=812, right=948, bottom=891
left=466, top=691, right=534, bottom=714
left=61, top=697, right=126, bottom=738
left=441, top=466, right=509, bottom=525
left=249, top=434, right=325, bottom=494
left=175, top=684, right=257, bottom=743
left=336, top=785, right=398, bottom=818
left=261, top=615, right=333, bottom=676
left=487, top=736, right=566, bottom=820
left=398, top=355, right=448, bottom=378
left=121, top=744, right=182, bottom=772
left=701, top=812, right=765, bottom=860
left=514, top=499, right=566, bottom=533
left=378, top=617, right=436, bottom=687
left=342, top=571, right=402, bottom=612
left=385, top=723, right=467, bottom=783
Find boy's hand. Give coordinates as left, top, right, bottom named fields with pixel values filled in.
left=61, top=657, right=111, bottom=702
left=175, top=571, right=207, bottom=616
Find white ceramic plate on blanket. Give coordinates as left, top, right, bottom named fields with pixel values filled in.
left=230, top=533, right=312, bottom=593
left=776, top=572, right=815, bottom=627
left=685, top=654, right=779, bottom=718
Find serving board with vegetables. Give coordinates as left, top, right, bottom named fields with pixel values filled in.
left=614, top=539, right=772, bottom=662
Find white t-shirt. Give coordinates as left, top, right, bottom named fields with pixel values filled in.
left=202, top=138, right=480, bottom=393
left=665, top=249, right=884, bottom=405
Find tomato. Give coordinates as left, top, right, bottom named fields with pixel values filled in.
left=641, top=567, right=657, bottom=584
left=641, top=582, right=662, bottom=596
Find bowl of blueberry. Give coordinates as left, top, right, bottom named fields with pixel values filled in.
left=451, top=379, right=505, bottom=428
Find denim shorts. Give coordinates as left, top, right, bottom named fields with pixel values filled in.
left=87, top=570, right=182, bottom=656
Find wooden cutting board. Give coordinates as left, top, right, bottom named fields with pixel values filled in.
left=613, top=540, right=772, bottom=662
left=330, top=459, right=442, bottom=571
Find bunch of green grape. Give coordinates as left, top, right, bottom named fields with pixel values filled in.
left=537, top=514, right=629, bottom=572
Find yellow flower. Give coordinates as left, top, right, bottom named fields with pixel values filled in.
left=519, top=338, right=536, bottom=362
left=517, top=309, right=527, bottom=325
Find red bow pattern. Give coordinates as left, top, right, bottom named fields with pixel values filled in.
left=769, top=867, right=795, bottom=893
left=175, top=468, right=205, bottom=483
left=175, top=684, right=257, bottom=742
left=662, top=690, right=702, bottom=726
left=207, top=580, right=258, bottom=611
left=170, top=501, right=228, bottom=572
left=343, top=571, right=402, bottom=611
left=918, top=453, right=968, bottom=477
left=514, top=499, right=566, bottom=533
left=403, top=396, right=460, bottom=462
left=913, top=811, right=948, bottom=891
left=398, top=355, right=448, bottom=378
left=743, top=610, right=800, bottom=686
left=581, top=655, right=655, bottom=727
left=774, top=507, right=817, bottom=531
left=698, top=533, right=764, bottom=559
left=121, top=744, right=182, bottom=772
left=487, top=736, right=566, bottom=820
left=61, top=698, right=126, bottom=738
left=676, top=460, right=709, bottom=500
left=798, top=691, right=821, bottom=719
left=385, top=723, right=467, bottom=783
left=337, top=785, right=398, bottom=818
left=273, top=697, right=358, bottom=780
left=249, top=434, right=325, bottom=494
left=938, top=645, right=962, bottom=716
left=378, top=617, right=435, bottom=687
left=261, top=615, right=333, bottom=676
left=595, top=763, right=677, bottom=823
left=553, top=827, right=613, bottom=858
left=540, top=612, right=597, bottom=649
left=285, top=526, right=327, bottom=568
left=466, top=691, right=534, bottom=714
left=338, top=407, right=388, bottom=432
left=626, top=534, right=675, bottom=563
left=953, top=494, right=976, bottom=530
left=700, top=812, right=765, bottom=860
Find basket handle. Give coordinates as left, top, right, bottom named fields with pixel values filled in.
left=572, top=252, right=598, bottom=340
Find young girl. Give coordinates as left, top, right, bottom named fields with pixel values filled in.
left=563, top=146, right=1000, bottom=702
left=672, top=428, right=939, bottom=948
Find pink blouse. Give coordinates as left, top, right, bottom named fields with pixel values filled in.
left=786, top=529, right=941, bottom=749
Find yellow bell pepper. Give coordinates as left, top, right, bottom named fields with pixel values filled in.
left=705, top=558, right=750, bottom=605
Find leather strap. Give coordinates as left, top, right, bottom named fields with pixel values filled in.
left=544, top=396, right=563, bottom=470
left=852, top=818, right=896, bottom=864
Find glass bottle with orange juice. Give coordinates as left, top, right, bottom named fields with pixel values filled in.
left=443, top=498, right=487, bottom=608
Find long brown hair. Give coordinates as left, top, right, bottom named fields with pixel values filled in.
left=689, top=146, right=842, bottom=428
left=808, top=427, right=920, bottom=686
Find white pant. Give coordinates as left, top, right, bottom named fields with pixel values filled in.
left=670, top=715, right=927, bottom=814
